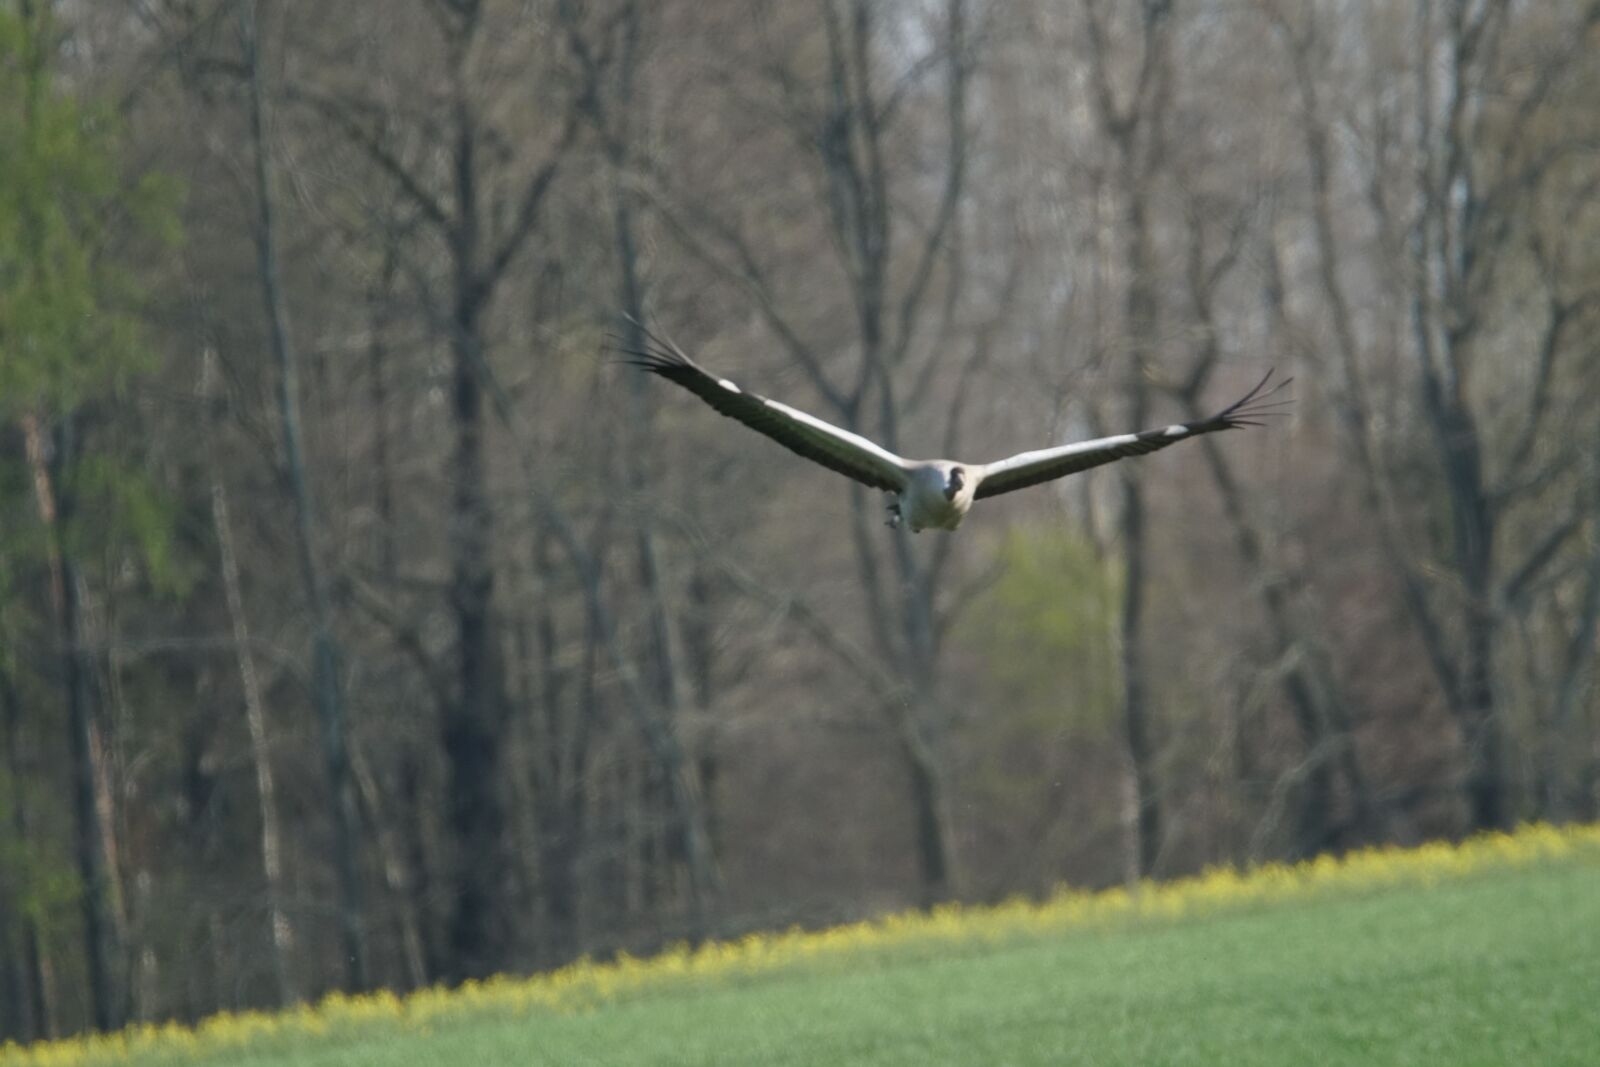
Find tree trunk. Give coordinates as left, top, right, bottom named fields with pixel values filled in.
left=367, top=258, right=400, bottom=578
left=0, top=683, right=21, bottom=1044
left=901, top=723, right=953, bottom=907
left=397, top=752, right=443, bottom=982
left=1083, top=0, right=1173, bottom=883
left=1117, top=201, right=1161, bottom=882
left=596, top=0, right=722, bottom=933
left=0, top=666, right=51, bottom=1044
left=526, top=520, right=604, bottom=965
left=1459, top=604, right=1506, bottom=830
left=15, top=1, right=124, bottom=1031
left=1117, top=453, right=1160, bottom=881
left=443, top=302, right=511, bottom=980
left=535, top=804, right=585, bottom=966
left=203, top=349, right=298, bottom=1005
left=641, top=0, right=972, bottom=912
left=209, top=434, right=298, bottom=1004
left=1189, top=403, right=1385, bottom=853
left=1416, top=327, right=1504, bottom=832
left=1542, top=486, right=1600, bottom=822
left=360, top=256, right=438, bottom=985
left=429, top=12, right=516, bottom=979
left=39, top=417, right=124, bottom=1032
left=683, top=564, right=722, bottom=853
left=890, top=529, right=957, bottom=902
left=241, top=0, right=366, bottom=990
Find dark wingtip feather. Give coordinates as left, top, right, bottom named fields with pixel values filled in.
left=605, top=316, right=697, bottom=376
left=1212, top=368, right=1296, bottom=430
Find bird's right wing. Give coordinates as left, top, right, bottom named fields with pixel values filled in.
left=974, top=371, right=1292, bottom=500
left=620, top=326, right=910, bottom=493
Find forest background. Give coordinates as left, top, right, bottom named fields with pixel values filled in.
left=1, top=0, right=1597, bottom=1041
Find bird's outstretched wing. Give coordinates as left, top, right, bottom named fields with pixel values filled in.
left=973, top=371, right=1292, bottom=501
left=619, top=325, right=910, bottom=493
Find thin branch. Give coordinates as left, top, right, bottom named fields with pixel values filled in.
left=642, top=182, right=851, bottom=413
left=888, top=0, right=969, bottom=371
left=336, top=576, right=454, bottom=711
left=1502, top=510, right=1587, bottom=608
left=289, top=86, right=452, bottom=232
left=1500, top=259, right=1577, bottom=487
left=481, top=113, right=584, bottom=291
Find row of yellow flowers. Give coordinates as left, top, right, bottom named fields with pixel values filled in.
left=7, top=820, right=1599, bottom=1066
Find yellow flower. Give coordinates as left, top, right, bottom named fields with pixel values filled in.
left=3, top=821, right=1596, bottom=1067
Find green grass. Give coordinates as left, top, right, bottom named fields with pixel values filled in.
left=111, top=856, right=1600, bottom=1067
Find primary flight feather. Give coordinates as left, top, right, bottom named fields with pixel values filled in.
left=622, top=325, right=1291, bottom=533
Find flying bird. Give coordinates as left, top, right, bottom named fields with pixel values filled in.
left=622, top=326, right=1291, bottom=533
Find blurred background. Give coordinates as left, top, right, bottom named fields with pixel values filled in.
left=1, top=0, right=1597, bottom=1042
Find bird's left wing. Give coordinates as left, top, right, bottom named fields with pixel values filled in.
left=620, top=326, right=909, bottom=493
left=973, top=371, right=1291, bottom=501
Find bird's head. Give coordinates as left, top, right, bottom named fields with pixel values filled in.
left=944, top=466, right=966, bottom=501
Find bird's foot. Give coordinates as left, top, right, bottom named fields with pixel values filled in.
left=885, top=501, right=903, bottom=529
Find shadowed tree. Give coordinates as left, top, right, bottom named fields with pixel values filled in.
left=291, top=0, right=587, bottom=981
left=1, top=0, right=176, bottom=1031
left=1083, top=0, right=1175, bottom=881
left=237, top=0, right=367, bottom=992
left=644, top=0, right=981, bottom=906
left=1269, top=0, right=1600, bottom=830
left=561, top=0, right=723, bottom=940
left=1171, top=190, right=1385, bottom=857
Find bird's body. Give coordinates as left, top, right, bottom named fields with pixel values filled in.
left=621, top=324, right=1290, bottom=532
left=897, top=462, right=976, bottom=532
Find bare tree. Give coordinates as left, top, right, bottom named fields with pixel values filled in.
left=562, top=0, right=723, bottom=932
left=644, top=0, right=977, bottom=905
left=7, top=0, right=1600, bottom=1035
left=239, top=0, right=367, bottom=990
left=198, top=345, right=298, bottom=1004
left=1083, top=0, right=1175, bottom=880
left=1536, top=454, right=1600, bottom=821
left=0, top=658, right=53, bottom=1042
left=290, top=0, right=588, bottom=980
left=1172, top=194, right=1385, bottom=856
left=1272, top=0, right=1600, bottom=830
left=22, top=414, right=124, bottom=1032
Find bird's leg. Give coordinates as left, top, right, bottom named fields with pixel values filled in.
left=885, top=496, right=903, bottom=529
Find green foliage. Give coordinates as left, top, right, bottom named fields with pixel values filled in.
left=0, top=649, right=82, bottom=953
left=68, top=453, right=186, bottom=592
left=0, top=462, right=50, bottom=587
left=0, top=782, right=79, bottom=937
left=962, top=526, right=1120, bottom=734
left=0, top=7, right=175, bottom=413
left=0, top=3, right=182, bottom=580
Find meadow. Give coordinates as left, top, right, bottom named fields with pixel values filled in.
left=7, top=823, right=1599, bottom=1067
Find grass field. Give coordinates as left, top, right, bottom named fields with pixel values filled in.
left=10, top=825, right=1600, bottom=1066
